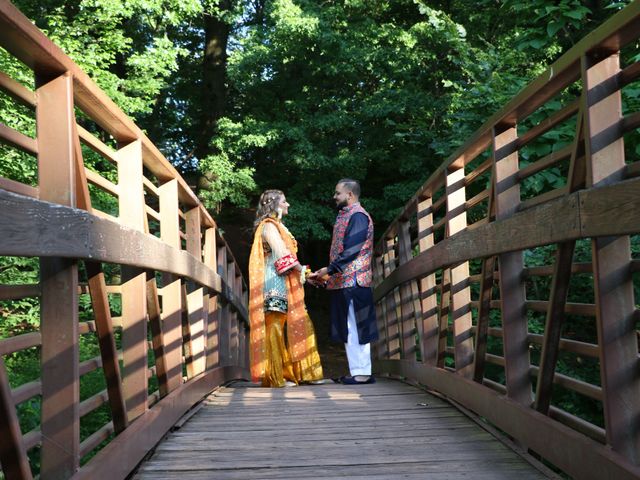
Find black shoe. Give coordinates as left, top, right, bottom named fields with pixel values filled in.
left=340, top=375, right=376, bottom=385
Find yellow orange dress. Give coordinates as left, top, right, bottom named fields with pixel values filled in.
left=248, top=218, right=323, bottom=387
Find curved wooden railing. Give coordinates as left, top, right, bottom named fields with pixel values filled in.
left=373, top=3, right=640, bottom=480
left=0, top=2, right=249, bottom=479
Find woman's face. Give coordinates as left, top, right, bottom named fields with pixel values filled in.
left=277, top=195, right=290, bottom=216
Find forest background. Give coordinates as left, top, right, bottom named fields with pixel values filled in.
left=0, top=0, right=638, bottom=473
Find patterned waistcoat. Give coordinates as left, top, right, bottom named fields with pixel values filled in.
left=326, top=203, right=374, bottom=289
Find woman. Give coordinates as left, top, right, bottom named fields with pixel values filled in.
left=248, top=189, right=324, bottom=387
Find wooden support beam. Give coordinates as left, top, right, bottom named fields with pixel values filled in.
left=146, top=273, right=169, bottom=396
left=493, top=124, right=532, bottom=406
left=417, top=197, right=438, bottom=366
left=445, top=167, right=474, bottom=377
left=117, top=139, right=148, bottom=422
left=437, top=268, right=451, bottom=369
left=217, top=246, right=230, bottom=366
left=397, top=220, right=418, bottom=361
left=203, top=228, right=220, bottom=369
left=36, top=72, right=79, bottom=480
left=159, top=179, right=183, bottom=392
left=382, top=239, right=400, bottom=360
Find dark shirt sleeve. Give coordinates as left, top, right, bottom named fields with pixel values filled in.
left=327, top=212, right=369, bottom=275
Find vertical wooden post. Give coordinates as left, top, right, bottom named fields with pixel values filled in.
left=36, top=72, right=79, bottom=479
left=397, top=220, right=418, bottom=361
left=204, top=228, right=220, bottom=369
left=473, top=180, right=497, bottom=383
left=117, top=139, right=148, bottom=421
left=0, top=358, right=32, bottom=480
left=437, top=267, right=451, bottom=368
left=217, top=245, right=230, bottom=366
left=373, top=253, right=388, bottom=360
left=185, top=208, right=206, bottom=377
left=417, top=197, right=439, bottom=365
left=159, top=179, right=183, bottom=391
left=235, top=274, right=245, bottom=367
left=445, top=166, right=474, bottom=377
left=583, top=52, right=640, bottom=462
left=382, top=238, right=400, bottom=359
left=228, top=261, right=239, bottom=365
left=493, top=124, right=532, bottom=406
left=147, top=273, right=169, bottom=396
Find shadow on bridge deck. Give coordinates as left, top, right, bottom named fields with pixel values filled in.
left=132, top=378, right=555, bottom=479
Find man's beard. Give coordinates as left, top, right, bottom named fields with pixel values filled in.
left=335, top=199, right=348, bottom=209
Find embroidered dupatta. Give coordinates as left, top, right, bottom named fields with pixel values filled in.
left=248, top=218, right=310, bottom=383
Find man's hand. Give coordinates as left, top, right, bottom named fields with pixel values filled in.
left=307, top=267, right=329, bottom=287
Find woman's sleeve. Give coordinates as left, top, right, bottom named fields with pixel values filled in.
left=262, top=223, right=299, bottom=274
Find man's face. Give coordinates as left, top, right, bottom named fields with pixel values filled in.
left=333, top=183, right=352, bottom=209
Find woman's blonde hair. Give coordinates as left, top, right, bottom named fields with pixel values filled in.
left=254, top=189, right=284, bottom=228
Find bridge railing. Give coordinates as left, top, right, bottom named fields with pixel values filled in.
left=0, top=2, right=249, bottom=479
left=373, top=3, right=640, bottom=480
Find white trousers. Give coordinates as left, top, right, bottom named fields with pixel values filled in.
left=346, top=300, right=371, bottom=376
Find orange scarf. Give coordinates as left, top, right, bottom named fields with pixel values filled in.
left=249, top=218, right=310, bottom=382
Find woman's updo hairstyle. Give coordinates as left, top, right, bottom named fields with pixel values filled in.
left=254, top=189, right=284, bottom=228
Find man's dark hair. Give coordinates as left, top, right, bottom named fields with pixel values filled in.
left=338, top=178, right=361, bottom=198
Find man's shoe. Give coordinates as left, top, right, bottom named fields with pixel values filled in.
left=340, top=375, right=376, bottom=385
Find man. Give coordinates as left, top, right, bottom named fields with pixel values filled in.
left=309, top=179, right=378, bottom=384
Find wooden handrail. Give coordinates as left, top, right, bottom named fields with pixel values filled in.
left=0, top=2, right=250, bottom=479
left=373, top=3, right=640, bottom=480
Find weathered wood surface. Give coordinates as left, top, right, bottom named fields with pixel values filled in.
left=133, top=378, right=550, bottom=480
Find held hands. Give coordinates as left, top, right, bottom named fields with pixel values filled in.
left=307, top=267, right=330, bottom=288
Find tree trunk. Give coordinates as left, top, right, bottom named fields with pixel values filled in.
left=197, top=0, right=232, bottom=160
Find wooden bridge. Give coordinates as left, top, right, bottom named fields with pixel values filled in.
left=0, top=0, right=639, bottom=479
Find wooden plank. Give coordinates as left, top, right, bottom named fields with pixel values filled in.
left=417, top=197, right=438, bottom=365
left=86, top=263, right=128, bottom=432
left=373, top=254, right=389, bottom=360
left=76, top=124, right=118, bottom=164
left=583, top=52, right=640, bottom=463
left=134, top=380, right=548, bottom=480
left=185, top=207, right=202, bottom=262
left=382, top=240, right=400, bottom=360
left=147, top=273, right=169, bottom=397
left=36, top=72, right=79, bottom=480
left=437, top=269, right=451, bottom=368
left=159, top=179, right=184, bottom=393
left=216, top=246, right=230, bottom=366
left=445, top=167, right=474, bottom=377
left=0, top=70, right=35, bottom=108
left=492, top=124, right=532, bottom=406
left=0, top=121, right=37, bottom=155
left=0, top=284, right=40, bottom=300
left=473, top=256, right=496, bottom=383
left=397, top=220, right=418, bottom=360
left=0, top=332, right=41, bottom=356
left=380, top=359, right=640, bottom=480
left=227, top=261, right=239, bottom=366
left=118, top=139, right=148, bottom=422
left=0, top=176, right=38, bottom=198
left=0, top=357, right=33, bottom=480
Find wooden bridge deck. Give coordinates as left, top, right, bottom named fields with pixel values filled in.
left=132, top=378, right=552, bottom=479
